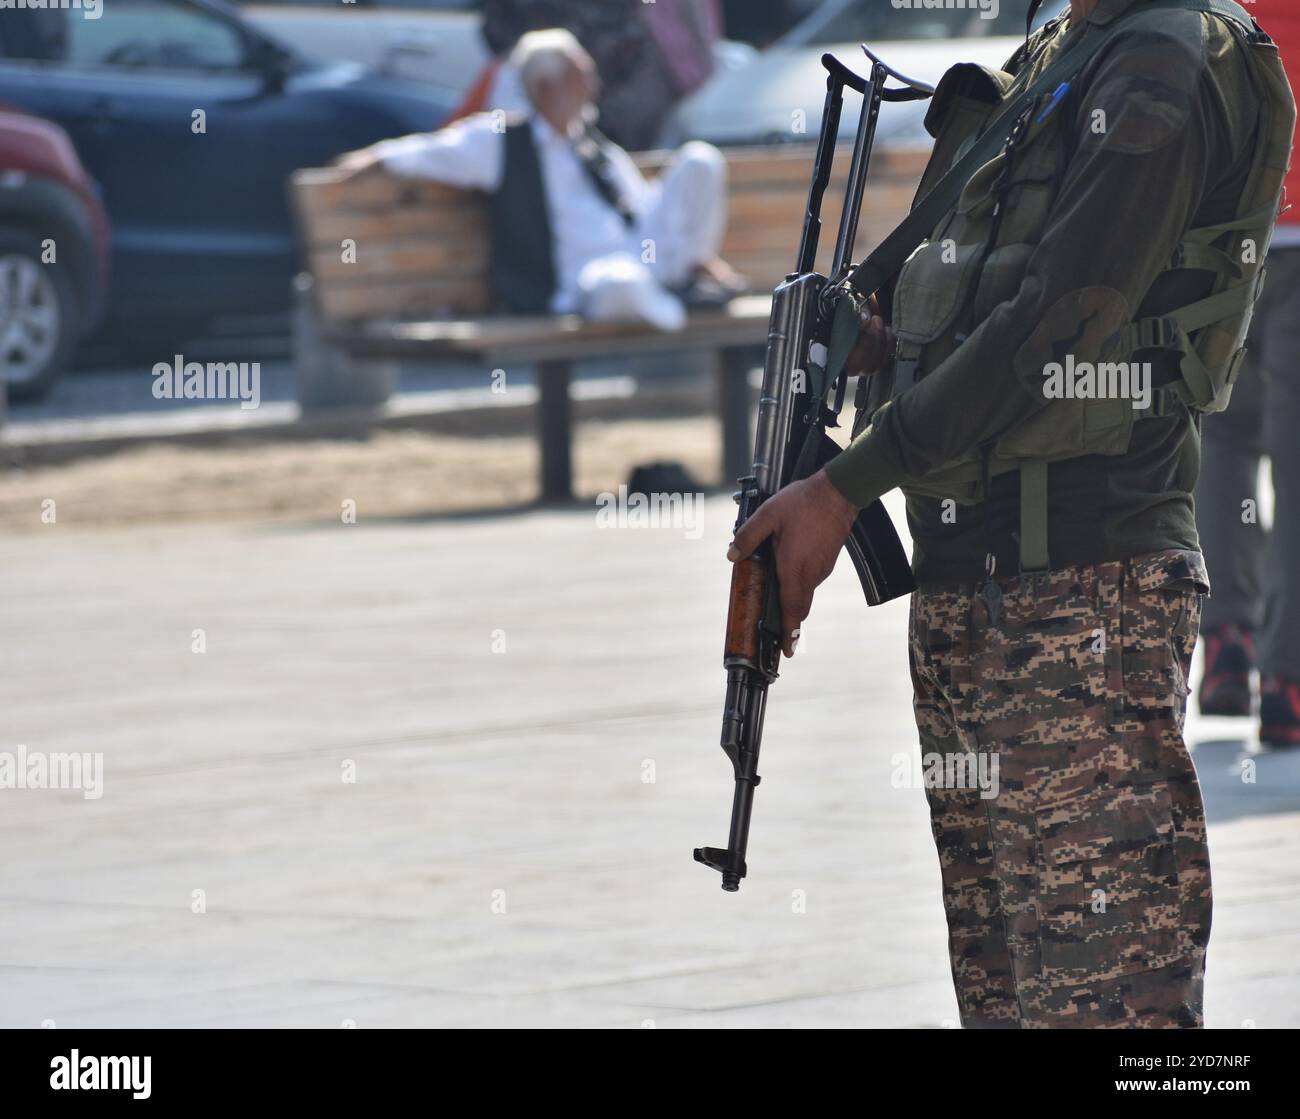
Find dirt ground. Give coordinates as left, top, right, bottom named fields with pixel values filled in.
left=0, top=418, right=723, bottom=533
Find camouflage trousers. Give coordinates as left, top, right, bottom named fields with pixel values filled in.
left=909, top=550, right=1212, bottom=1028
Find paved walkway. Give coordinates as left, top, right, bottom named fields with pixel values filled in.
left=1, top=496, right=1296, bottom=1027
left=2, top=352, right=704, bottom=456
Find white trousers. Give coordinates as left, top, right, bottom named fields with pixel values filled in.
left=638, top=140, right=729, bottom=288
left=577, top=141, right=728, bottom=331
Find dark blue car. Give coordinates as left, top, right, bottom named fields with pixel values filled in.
left=0, top=0, right=454, bottom=341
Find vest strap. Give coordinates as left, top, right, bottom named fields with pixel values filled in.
left=1112, top=277, right=1258, bottom=412
left=1178, top=342, right=1220, bottom=409
left=1137, top=382, right=1195, bottom=419
left=893, top=338, right=924, bottom=394
left=1170, top=277, right=1261, bottom=334
left=1184, top=201, right=1281, bottom=240
left=1172, top=240, right=1245, bottom=279
left=824, top=293, right=866, bottom=407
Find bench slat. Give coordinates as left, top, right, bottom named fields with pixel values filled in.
left=329, top=293, right=774, bottom=362
left=318, top=277, right=493, bottom=320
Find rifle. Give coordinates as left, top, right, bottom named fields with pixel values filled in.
left=694, top=49, right=933, bottom=892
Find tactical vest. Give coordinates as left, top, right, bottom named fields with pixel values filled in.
left=883, top=0, right=1295, bottom=573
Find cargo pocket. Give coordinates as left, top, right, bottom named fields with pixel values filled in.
left=893, top=238, right=985, bottom=352
left=1119, top=564, right=1203, bottom=729
left=1036, top=782, right=1184, bottom=986
left=964, top=575, right=1111, bottom=764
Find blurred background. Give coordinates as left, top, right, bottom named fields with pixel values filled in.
left=0, top=0, right=1074, bottom=530
left=2, top=0, right=1297, bottom=1030
left=0, top=0, right=1057, bottom=402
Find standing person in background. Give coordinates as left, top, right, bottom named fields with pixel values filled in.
left=449, top=1, right=646, bottom=135
left=611, top=0, right=722, bottom=150
left=1195, top=0, right=1300, bottom=748
left=456, top=0, right=716, bottom=151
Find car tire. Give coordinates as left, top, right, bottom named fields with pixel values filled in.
left=0, top=229, right=80, bottom=403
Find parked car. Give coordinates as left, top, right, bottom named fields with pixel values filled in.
left=719, top=0, right=823, bottom=48
left=671, top=0, right=1069, bottom=147
left=0, top=107, right=109, bottom=400
left=241, top=1, right=754, bottom=147
left=239, top=0, right=487, bottom=102
left=0, top=0, right=455, bottom=344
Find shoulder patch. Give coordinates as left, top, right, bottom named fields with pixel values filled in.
left=1079, top=11, right=1208, bottom=156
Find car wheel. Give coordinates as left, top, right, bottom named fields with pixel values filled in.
left=0, top=230, right=79, bottom=403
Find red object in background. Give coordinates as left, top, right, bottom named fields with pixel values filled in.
left=1252, top=0, right=1300, bottom=227
left=0, top=103, right=111, bottom=314
left=444, top=59, right=502, bottom=127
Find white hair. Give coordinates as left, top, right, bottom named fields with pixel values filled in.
left=510, top=28, right=588, bottom=95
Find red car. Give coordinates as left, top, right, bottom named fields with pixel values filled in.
left=0, top=106, right=109, bottom=401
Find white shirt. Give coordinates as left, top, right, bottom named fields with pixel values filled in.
left=373, top=113, right=659, bottom=313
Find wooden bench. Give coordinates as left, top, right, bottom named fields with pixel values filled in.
left=289, top=144, right=925, bottom=500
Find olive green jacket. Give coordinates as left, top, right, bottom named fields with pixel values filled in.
left=825, top=0, right=1270, bottom=583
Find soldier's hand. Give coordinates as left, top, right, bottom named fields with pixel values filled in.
left=726, top=469, right=859, bottom=658
left=845, top=295, right=894, bottom=378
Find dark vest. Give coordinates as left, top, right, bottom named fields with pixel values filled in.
left=487, top=119, right=556, bottom=315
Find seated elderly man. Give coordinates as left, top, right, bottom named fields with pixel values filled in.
left=337, top=28, right=742, bottom=331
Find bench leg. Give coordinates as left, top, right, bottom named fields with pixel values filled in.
left=292, top=272, right=395, bottom=410
left=716, top=346, right=755, bottom=486
left=537, top=360, right=573, bottom=502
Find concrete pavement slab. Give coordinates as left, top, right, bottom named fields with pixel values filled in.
left=1, top=496, right=1295, bottom=1027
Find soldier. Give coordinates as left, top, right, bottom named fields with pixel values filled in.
left=729, top=0, right=1294, bottom=1027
